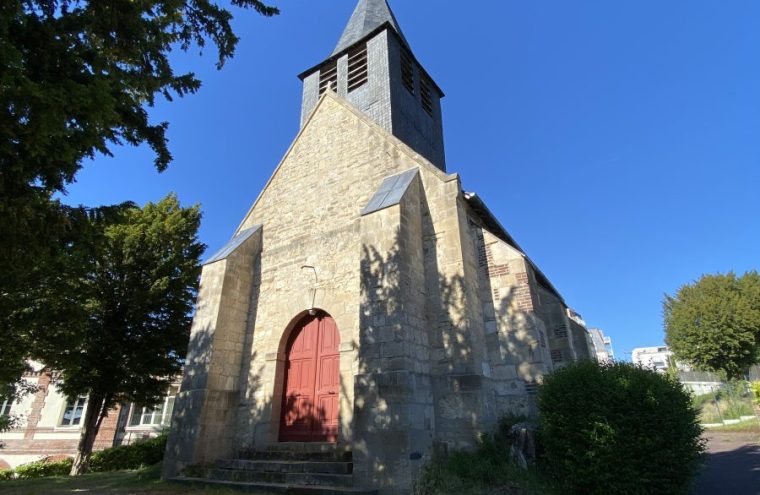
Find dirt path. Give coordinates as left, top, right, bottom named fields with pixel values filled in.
left=693, top=431, right=760, bottom=495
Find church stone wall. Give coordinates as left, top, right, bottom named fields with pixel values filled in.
left=354, top=175, right=435, bottom=492
left=536, top=285, right=578, bottom=369
left=471, top=228, right=554, bottom=417
left=165, top=92, right=587, bottom=493
left=235, top=94, right=507, bottom=492
left=164, top=228, right=261, bottom=476
left=569, top=319, right=593, bottom=361
left=232, top=96, right=460, bottom=490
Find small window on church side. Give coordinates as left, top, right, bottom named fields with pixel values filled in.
left=420, top=73, right=434, bottom=116
left=319, top=61, right=338, bottom=96
left=400, top=47, right=415, bottom=95
left=347, top=44, right=368, bottom=92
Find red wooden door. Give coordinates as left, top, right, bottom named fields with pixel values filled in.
left=280, top=314, right=340, bottom=442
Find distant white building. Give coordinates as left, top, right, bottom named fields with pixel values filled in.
left=588, top=328, right=614, bottom=362
left=631, top=346, right=673, bottom=373
left=631, top=346, right=721, bottom=395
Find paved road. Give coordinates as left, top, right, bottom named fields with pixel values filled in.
left=693, top=432, right=760, bottom=495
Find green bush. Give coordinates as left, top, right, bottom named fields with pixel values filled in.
left=751, top=381, right=760, bottom=404
left=0, top=469, right=14, bottom=481
left=89, top=433, right=167, bottom=472
left=14, top=458, right=73, bottom=479
left=538, top=361, right=705, bottom=495
left=416, top=415, right=554, bottom=495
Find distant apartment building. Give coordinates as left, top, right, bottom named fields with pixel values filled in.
left=631, top=346, right=673, bottom=373
left=0, top=362, right=178, bottom=470
left=631, top=346, right=721, bottom=395
left=588, top=328, right=614, bottom=362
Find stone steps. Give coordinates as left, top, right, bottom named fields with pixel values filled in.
left=207, top=468, right=354, bottom=487
left=170, top=443, right=373, bottom=495
left=172, top=477, right=378, bottom=495
left=239, top=443, right=353, bottom=463
left=217, top=459, right=353, bottom=475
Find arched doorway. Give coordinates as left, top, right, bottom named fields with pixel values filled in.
left=279, top=312, right=340, bottom=442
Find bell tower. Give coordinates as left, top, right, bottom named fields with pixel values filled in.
left=299, top=0, right=447, bottom=171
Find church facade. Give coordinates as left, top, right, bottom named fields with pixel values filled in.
left=163, top=1, right=593, bottom=493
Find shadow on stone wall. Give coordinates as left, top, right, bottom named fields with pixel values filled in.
left=352, top=199, right=551, bottom=492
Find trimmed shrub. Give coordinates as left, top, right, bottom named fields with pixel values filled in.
left=538, top=360, right=705, bottom=495
left=0, top=469, right=14, bottom=481
left=89, top=433, right=167, bottom=472
left=14, top=458, right=73, bottom=479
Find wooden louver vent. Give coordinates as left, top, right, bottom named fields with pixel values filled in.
left=551, top=349, right=563, bottom=363
left=347, top=44, right=368, bottom=92
left=420, top=74, right=434, bottom=115
left=319, top=61, right=338, bottom=96
left=400, top=48, right=415, bottom=94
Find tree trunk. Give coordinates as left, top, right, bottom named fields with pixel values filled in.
left=70, top=393, right=107, bottom=476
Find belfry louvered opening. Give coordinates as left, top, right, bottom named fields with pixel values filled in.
left=347, top=43, right=368, bottom=92
left=420, top=74, right=433, bottom=115
left=400, top=47, right=414, bottom=95
left=319, top=60, right=338, bottom=96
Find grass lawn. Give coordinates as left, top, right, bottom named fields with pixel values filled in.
left=0, top=464, right=272, bottom=495
left=706, top=418, right=760, bottom=433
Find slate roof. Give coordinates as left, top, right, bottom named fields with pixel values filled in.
left=204, top=226, right=261, bottom=265
left=361, top=168, right=419, bottom=216
left=332, top=0, right=409, bottom=56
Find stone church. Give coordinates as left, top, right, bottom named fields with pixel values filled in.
left=164, top=0, right=593, bottom=493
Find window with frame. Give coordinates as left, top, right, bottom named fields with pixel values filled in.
left=1, top=398, right=12, bottom=416
left=60, top=397, right=87, bottom=426
left=128, top=387, right=178, bottom=428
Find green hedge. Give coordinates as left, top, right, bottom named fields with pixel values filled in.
left=89, top=433, right=167, bottom=472
left=538, top=360, right=705, bottom=495
left=0, top=469, right=14, bottom=481
left=14, top=458, right=73, bottom=479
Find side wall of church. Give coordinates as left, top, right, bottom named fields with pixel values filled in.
left=471, top=228, right=554, bottom=417
left=536, top=285, right=578, bottom=369
left=569, top=319, right=593, bottom=361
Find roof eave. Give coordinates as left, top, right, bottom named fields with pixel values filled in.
left=464, top=192, right=566, bottom=305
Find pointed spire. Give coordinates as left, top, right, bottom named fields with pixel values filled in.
left=332, top=0, right=408, bottom=56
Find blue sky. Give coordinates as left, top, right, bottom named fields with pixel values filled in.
left=61, top=0, right=760, bottom=359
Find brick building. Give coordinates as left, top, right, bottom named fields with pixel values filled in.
left=0, top=362, right=178, bottom=470
left=163, top=1, right=594, bottom=493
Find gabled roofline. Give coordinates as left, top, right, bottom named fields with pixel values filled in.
left=297, top=22, right=445, bottom=97
left=234, top=90, right=455, bottom=235
left=464, top=192, right=567, bottom=305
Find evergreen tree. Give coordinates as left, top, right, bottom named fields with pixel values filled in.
left=22, top=194, right=204, bottom=474
left=665, top=271, right=760, bottom=380
left=0, top=0, right=277, bottom=385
